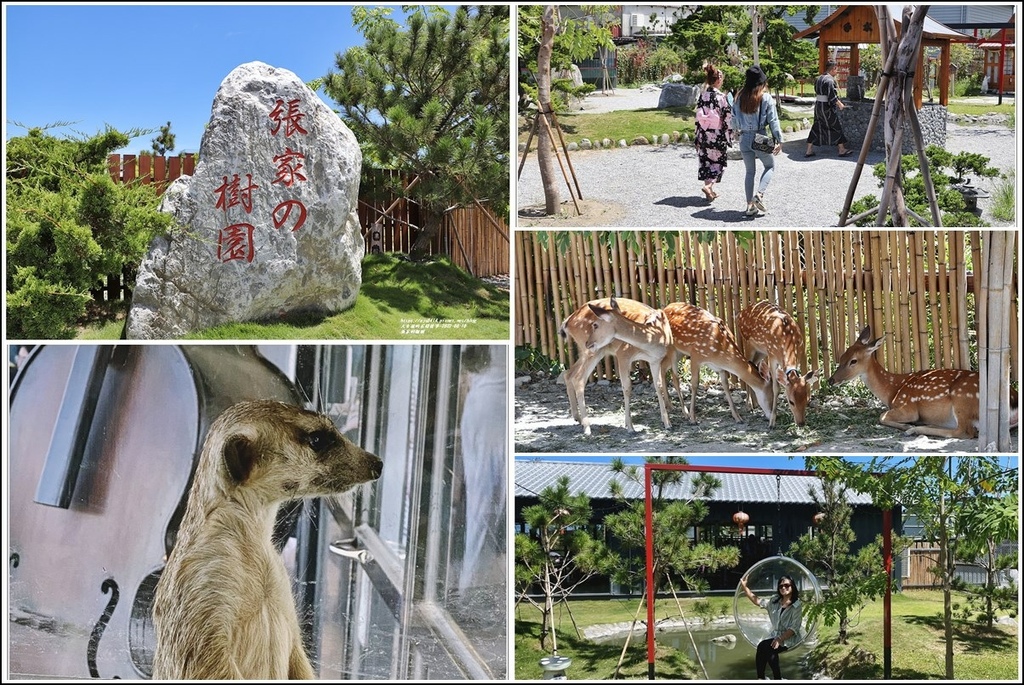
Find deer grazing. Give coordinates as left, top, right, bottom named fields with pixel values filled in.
left=828, top=326, right=1019, bottom=438
left=558, top=297, right=673, bottom=435
left=737, top=301, right=820, bottom=428
left=659, top=302, right=774, bottom=425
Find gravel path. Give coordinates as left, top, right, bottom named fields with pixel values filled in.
left=517, top=89, right=1016, bottom=228
left=513, top=371, right=1018, bottom=455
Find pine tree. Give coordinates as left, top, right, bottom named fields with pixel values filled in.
left=788, top=476, right=895, bottom=644
left=151, top=121, right=176, bottom=155
left=324, top=5, right=509, bottom=260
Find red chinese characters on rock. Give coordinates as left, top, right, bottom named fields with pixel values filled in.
left=217, top=223, right=256, bottom=263
left=212, top=97, right=311, bottom=264
left=269, top=100, right=309, bottom=233
left=272, top=200, right=307, bottom=232
left=272, top=148, right=307, bottom=188
left=214, top=174, right=260, bottom=214
left=269, top=98, right=308, bottom=138
left=215, top=174, right=259, bottom=263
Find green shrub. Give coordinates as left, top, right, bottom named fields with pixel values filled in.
left=846, top=145, right=999, bottom=227
left=6, top=126, right=171, bottom=338
left=5, top=267, right=89, bottom=339
left=990, top=171, right=1016, bottom=222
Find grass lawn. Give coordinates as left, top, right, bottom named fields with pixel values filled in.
left=76, top=253, right=509, bottom=340
left=517, top=95, right=1013, bottom=150
left=514, top=590, right=1018, bottom=680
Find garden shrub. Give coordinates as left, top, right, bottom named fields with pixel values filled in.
left=5, top=127, right=171, bottom=338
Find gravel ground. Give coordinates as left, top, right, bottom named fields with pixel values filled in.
left=517, top=89, right=1017, bottom=228
left=513, top=370, right=1019, bottom=455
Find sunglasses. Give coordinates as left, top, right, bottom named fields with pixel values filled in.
left=778, top=583, right=793, bottom=588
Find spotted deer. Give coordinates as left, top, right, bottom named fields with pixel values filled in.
left=659, top=302, right=774, bottom=424
left=828, top=326, right=1018, bottom=438
left=558, top=297, right=672, bottom=435
left=737, top=301, right=820, bottom=428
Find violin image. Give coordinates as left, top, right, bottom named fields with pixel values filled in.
left=8, top=345, right=302, bottom=679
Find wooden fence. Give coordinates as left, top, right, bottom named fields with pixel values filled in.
left=515, top=230, right=1019, bottom=383
left=357, top=167, right=509, bottom=278
left=902, top=540, right=1017, bottom=589
left=102, top=154, right=509, bottom=300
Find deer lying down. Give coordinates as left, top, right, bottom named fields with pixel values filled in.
left=828, top=326, right=1019, bottom=439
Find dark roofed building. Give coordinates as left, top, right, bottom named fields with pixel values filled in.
left=515, top=459, right=893, bottom=596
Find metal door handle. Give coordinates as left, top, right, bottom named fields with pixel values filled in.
left=329, top=538, right=372, bottom=564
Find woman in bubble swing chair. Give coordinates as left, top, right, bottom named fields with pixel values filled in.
left=739, top=573, right=803, bottom=680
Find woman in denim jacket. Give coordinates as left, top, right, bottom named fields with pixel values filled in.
left=731, top=66, right=784, bottom=216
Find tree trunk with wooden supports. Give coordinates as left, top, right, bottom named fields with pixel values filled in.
left=978, top=231, right=1016, bottom=451
left=873, top=5, right=939, bottom=227
left=409, top=204, right=445, bottom=261
left=537, top=6, right=560, bottom=215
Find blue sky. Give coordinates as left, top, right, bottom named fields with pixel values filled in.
left=3, top=3, right=395, bottom=154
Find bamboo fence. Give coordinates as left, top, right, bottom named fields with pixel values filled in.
left=515, top=230, right=1019, bottom=386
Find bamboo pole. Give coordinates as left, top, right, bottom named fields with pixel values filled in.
left=812, top=230, right=826, bottom=373
left=515, top=232, right=531, bottom=347
left=911, top=232, right=929, bottom=368
left=937, top=232, right=951, bottom=367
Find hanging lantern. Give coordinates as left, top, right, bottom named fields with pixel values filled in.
left=813, top=512, right=826, bottom=527
left=733, top=511, right=750, bottom=533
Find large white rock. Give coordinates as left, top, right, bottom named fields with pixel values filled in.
left=126, top=61, right=363, bottom=339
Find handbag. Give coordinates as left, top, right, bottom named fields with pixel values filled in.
left=750, top=96, right=776, bottom=153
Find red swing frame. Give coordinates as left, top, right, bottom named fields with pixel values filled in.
left=642, top=462, right=894, bottom=679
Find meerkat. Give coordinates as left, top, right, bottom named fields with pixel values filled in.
left=152, top=400, right=382, bottom=680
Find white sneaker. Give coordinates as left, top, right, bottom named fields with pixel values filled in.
left=745, top=204, right=759, bottom=216
left=753, top=193, right=767, bottom=212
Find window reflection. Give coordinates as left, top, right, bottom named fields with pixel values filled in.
left=300, top=344, right=507, bottom=680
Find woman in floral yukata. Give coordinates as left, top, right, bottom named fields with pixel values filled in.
left=694, top=62, right=733, bottom=201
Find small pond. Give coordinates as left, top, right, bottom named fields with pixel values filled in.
left=593, top=625, right=814, bottom=680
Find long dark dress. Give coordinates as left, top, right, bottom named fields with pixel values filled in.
left=694, top=87, right=732, bottom=182
left=808, top=73, right=848, bottom=147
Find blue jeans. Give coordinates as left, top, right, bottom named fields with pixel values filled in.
left=738, top=133, right=776, bottom=203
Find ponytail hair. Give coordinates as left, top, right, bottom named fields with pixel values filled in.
left=703, top=62, right=722, bottom=86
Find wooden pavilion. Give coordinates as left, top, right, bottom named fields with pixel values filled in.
left=977, top=19, right=1016, bottom=93
left=794, top=4, right=974, bottom=108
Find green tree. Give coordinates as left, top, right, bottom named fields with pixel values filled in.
left=605, top=456, right=740, bottom=597
left=518, top=5, right=615, bottom=214
left=515, top=475, right=616, bottom=652
left=849, top=145, right=999, bottom=227
left=788, top=476, right=900, bottom=644
left=6, top=125, right=171, bottom=338
left=947, top=459, right=1018, bottom=628
left=323, top=5, right=508, bottom=259
left=603, top=457, right=738, bottom=678
left=805, top=456, right=1019, bottom=679
left=664, top=5, right=819, bottom=93
left=151, top=121, right=176, bottom=156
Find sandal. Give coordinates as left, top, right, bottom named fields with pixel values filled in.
left=804, top=151, right=816, bottom=157
left=838, top=149, right=853, bottom=157
left=701, top=186, right=715, bottom=201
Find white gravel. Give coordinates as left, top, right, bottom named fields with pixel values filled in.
left=518, top=89, right=1017, bottom=228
